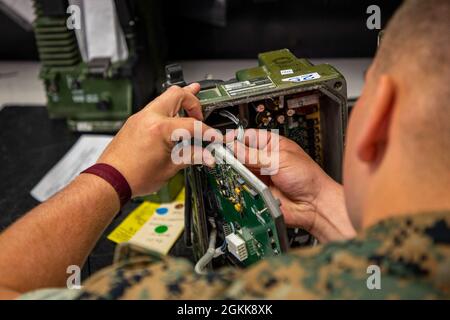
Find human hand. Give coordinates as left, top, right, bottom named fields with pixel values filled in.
left=231, top=129, right=356, bottom=243
left=97, top=84, right=214, bottom=197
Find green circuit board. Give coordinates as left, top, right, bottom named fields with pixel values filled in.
left=206, top=165, right=282, bottom=267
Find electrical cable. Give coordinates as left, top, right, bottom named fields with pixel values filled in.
left=194, top=219, right=223, bottom=274
left=219, top=110, right=244, bottom=142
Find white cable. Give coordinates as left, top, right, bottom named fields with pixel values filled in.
left=194, top=221, right=218, bottom=275
left=219, top=110, right=244, bottom=142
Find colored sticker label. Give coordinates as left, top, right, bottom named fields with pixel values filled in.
left=154, top=225, right=169, bottom=234
left=282, top=72, right=321, bottom=83
left=156, top=207, right=168, bottom=215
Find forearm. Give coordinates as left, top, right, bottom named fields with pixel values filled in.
left=0, top=174, right=119, bottom=293
left=313, top=179, right=356, bottom=243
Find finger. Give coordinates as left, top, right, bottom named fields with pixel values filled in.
left=191, top=145, right=215, bottom=167
left=223, top=128, right=269, bottom=149
left=224, top=129, right=237, bottom=143
left=243, top=129, right=270, bottom=149
left=230, top=128, right=280, bottom=150
left=181, top=83, right=203, bottom=120
left=166, top=117, right=218, bottom=146
left=231, top=140, right=276, bottom=169
left=172, top=144, right=215, bottom=169
left=183, top=82, right=201, bottom=95
left=148, top=85, right=203, bottom=120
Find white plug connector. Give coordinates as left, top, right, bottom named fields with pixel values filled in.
left=226, top=233, right=248, bottom=261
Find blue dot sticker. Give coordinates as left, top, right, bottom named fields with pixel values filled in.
left=156, top=207, right=168, bottom=215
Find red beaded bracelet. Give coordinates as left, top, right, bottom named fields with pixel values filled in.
left=81, top=163, right=132, bottom=207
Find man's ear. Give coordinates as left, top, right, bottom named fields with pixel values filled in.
left=357, top=75, right=396, bottom=163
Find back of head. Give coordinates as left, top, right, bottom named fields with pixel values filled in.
left=374, top=0, right=450, bottom=175
left=344, top=0, right=450, bottom=228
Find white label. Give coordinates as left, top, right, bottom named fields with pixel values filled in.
left=280, top=69, right=294, bottom=75
left=282, top=72, right=321, bottom=83
left=76, top=122, right=94, bottom=132
left=72, top=94, right=85, bottom=103
left=223, top=78, right=275, bottom=96
left=85, top=94, right=99, bottom=103
left=224, top=81, right=251, bottom=91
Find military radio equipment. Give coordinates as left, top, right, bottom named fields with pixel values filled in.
left=32, top=0, right=164, bottom=132
left=166, top=49, right=347, bottom=271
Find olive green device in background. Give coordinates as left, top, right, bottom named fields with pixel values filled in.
left=32, top=0, right=165, bottom=132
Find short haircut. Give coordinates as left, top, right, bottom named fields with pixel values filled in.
left=374, top=0, right=450, bottom=171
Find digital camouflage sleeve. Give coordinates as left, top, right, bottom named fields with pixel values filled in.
left=20, top=211, right=450, bottom=300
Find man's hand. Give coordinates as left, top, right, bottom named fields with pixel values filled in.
left=98, top=83, right=213, bottom=197
left=0, top=83, right=214, bottom=298
left=233, top=129, right=356, bottom=243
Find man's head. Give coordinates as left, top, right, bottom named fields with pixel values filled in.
left=344, top=0, right=450, bottom=229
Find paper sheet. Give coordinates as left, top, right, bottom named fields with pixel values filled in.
left=30, top=135, right=113, bottom=202
left=69, top=0, right=129, bottom=63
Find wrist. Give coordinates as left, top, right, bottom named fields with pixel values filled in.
left=312, top=178, right=356, bottom=243
left=80, top=163, right=131, bottom=208
left=73, top=174, right=121, bottom=213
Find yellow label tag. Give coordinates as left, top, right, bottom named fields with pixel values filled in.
left=107, top=202, right=159, bottom=244
left=107, top=189, right=185, bottom=246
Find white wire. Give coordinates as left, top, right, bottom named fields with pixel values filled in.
left=194, top=219, right=226, bottom=274
left=219, top=110, right=244, bottom=142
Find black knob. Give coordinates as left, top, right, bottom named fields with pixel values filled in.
left=163, top=63, right=186, bottom=90
left=96, top=100, right=111, bottom=111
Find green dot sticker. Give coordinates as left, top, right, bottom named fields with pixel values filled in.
left=154, top=225, right=168, bottom=234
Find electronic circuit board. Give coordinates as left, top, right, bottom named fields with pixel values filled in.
left=201, top=93, right=323, bottom=266
left=206, top=164, right=284, bottom=266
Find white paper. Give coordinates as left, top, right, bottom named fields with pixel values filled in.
left=70, top=0, right=129, bottom=63
left=0, top=0, right=35, bottom=30
left=31, top=135, right=113, bottom=202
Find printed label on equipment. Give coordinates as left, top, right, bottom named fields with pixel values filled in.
left=280, top=69, right=294, bottom=75
left=282, top=72, right=321, bottom=83
left=76, top=122, right=94, bottom=132
left=223, top=77, right=275, bottom=96
left=223, top=81, right=251, bottom=91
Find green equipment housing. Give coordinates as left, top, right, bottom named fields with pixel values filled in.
left=178, top=49, right=347, bottom=269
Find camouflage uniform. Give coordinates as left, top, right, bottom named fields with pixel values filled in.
left=20, top=211, right=450, bottom=299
